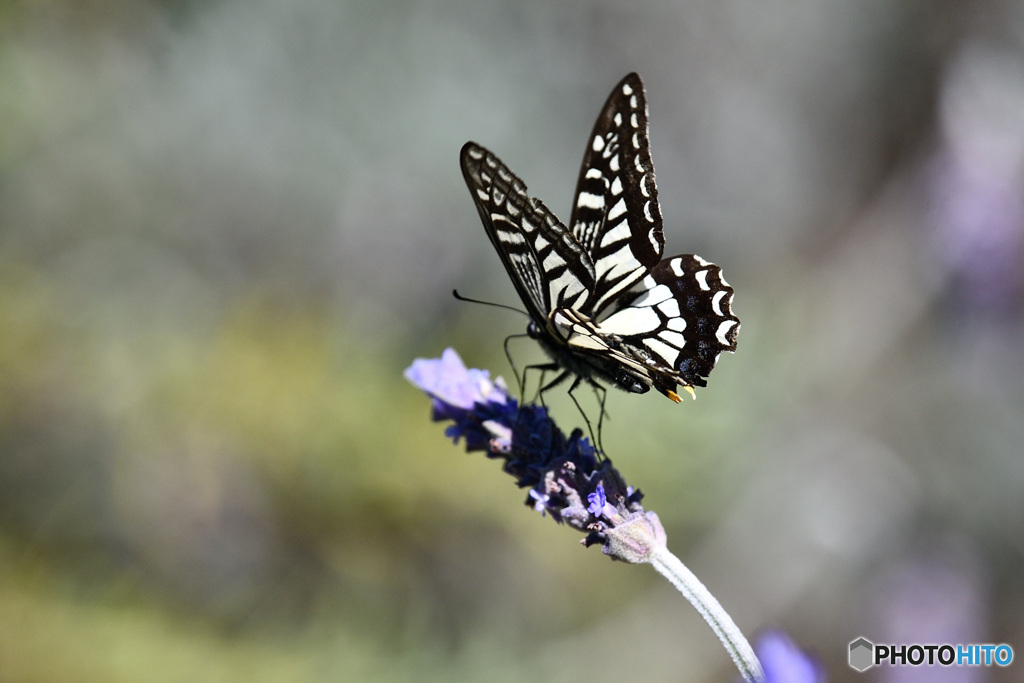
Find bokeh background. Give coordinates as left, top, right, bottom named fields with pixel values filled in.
left=1, top=1, right=1023, bottom=681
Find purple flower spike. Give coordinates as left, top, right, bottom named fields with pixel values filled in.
left=404, top=348, right=661, bottom=563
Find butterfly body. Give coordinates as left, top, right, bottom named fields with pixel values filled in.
left=461, top=73, right=739, bottom=404
left=529, top=308, right=652, bottom=396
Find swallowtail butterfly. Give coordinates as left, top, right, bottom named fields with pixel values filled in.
left=460, top=73, right=739, bottom=404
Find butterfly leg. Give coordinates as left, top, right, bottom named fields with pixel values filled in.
left=589, top=380, right=609, bottom=452
left=502, top=332, right=532, bottom=399
left=566, top=375, right=605, bottom=455
left=520, top=367, right=604, bottom=454
left=523, top=363, right=564, bottom=406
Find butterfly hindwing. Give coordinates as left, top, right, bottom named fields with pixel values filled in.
left=461, top=142, right=596, bottom=319
left=600, top=254, right=739, bottom=390
left=569, top=73, right=665, bottom=319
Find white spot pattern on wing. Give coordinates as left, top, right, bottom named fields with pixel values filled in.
left=716, top=320, right=738, bottom=345
left=600, top=306, right=661, bottom=335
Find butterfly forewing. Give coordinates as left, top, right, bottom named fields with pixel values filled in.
left=461, top=143, right=596, bottom=317
left=569, top=73, right=665, bottom=319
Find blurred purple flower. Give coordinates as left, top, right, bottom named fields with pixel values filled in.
left=405, top=348, right=663, bottom=562
left=927, top=43, right=1024, bottom=316
left=748, top=631, right=824, bottom=683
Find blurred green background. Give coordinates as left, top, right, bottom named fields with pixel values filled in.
left=1, top=1, right=1023, bottom=681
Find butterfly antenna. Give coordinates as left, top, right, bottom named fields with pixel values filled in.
left=452, top=289, right=529, bottom=317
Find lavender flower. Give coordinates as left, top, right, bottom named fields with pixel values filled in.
left=404, top=348, right=664, bottom=563
left=405, top=348, right=765, bottom=682
left=405, top=347, right=514, bottom=451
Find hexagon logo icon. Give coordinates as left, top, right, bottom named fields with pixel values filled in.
left=849, top=637, right=875, bottom=672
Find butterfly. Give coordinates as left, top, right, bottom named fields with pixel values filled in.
left=460, top=73, right=739, bottom=408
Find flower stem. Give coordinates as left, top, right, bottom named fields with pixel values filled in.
left=649, top=546, right=765, bottom=683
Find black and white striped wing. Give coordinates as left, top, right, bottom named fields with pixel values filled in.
left=599, top=254, right=740, bottom=393
left=460, top=73, right=740, bottom=403
left=569, top=73, right=664, bottom=320
left=461, top=142, right=596, bottom=320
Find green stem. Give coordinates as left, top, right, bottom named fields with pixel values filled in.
left=649, top=546, right=765, bottom=683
